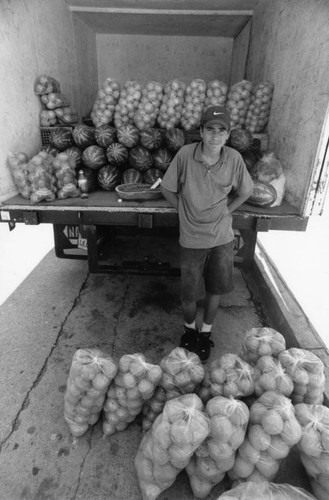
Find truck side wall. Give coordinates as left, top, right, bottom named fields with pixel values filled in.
left=229, top=19, right=251, bottom=87
left=96, top=34, right=233, bottom=87
left=245, top=0, right=329, bottom=213
left=0, top=0, right=92, bottom=203
left=73, top=15, right=98, bottom=120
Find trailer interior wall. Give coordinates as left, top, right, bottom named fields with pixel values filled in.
left=0, top=0, right=87, bottom=203
left=73, top=15, right=98, bottom=119
left=96, top=34, right=234, bottom=87
left=244, top=0, right=329, bottom=215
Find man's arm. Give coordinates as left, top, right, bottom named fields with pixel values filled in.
left=227, top=184, right=254, bottom=213
left=160, top=184, right=179, bottom=210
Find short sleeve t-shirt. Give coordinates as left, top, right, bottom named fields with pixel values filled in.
left=161, top=142, right=254, bottom=249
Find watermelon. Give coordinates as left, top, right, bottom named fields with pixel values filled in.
left=98, top=164, right=122, bottom=191
left=63, top=146, right=83, bottom=168
left=82, top=145, right=107, bottom=170
left=152, top=148, right=174, bottom=172
left=49, top=128, right=74, bottom=151
left=95, top=125, right=117, bottom=148
left=76, top=166, right=98, bottom=192
left=72, top=125, right=96, bottom=149
left=246, top=180, right=277, bottom=207
left=122, top=168, right=143, bottom=184
left=140, top=128, right=163, bottom=150
left=41, top=145, right=58, bottom=156
left=117, top=124, right=139, bottom=148
left=106, top=142, right=129, bottom=167
left=142, top=168, right=163, bottom=184
left=128, top=146, right=154, bottom=171
left=242, top=150, right=260, bottom=172
left=228, top=128, right=253, bottom=152
left=165, top=128, right=185, bottom=152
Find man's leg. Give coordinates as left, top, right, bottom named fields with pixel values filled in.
left=179, top=247, right=207, bottom=353
left=182, top=299, right=198, bottom=326
left=203, top=293, right=221, bottom=326
left=198, top=241, right=234, bottom=361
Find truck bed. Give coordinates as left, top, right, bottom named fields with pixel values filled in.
left=0, top=190, right=303, bottom=222
left=0, top=191, right=308, bottom=272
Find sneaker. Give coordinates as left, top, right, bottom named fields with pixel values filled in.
left=180, top=326, right=199, bottom=354
left=197, top=332, right=214, bottom=363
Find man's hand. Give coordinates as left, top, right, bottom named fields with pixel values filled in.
left=227, top=185, right=254, bottom=213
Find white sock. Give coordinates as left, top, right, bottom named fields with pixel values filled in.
left=201, top=322, right=212, bottom=333
left=185, top=321, right=196, bottom=330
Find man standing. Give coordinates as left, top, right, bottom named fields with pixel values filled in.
left=160, top=106, right=254, bottom=362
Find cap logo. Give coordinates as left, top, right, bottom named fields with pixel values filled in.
left=213, top=112, right=224, bottom=115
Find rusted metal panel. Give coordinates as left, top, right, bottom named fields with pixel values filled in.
left=305, top=102, right=329, bottom=216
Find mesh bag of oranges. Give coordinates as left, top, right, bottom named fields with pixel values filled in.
left=295, top=403, right=329, bottom=500
left=135, top=393, right=210, bottom=500
left=141, top=347, right=205, bottom=431
left=198, top=353, right=255, bottom=404
left=64, top=348, right=117, bottom=437
left=240, top=327, right=286, bottom=364
left=186, top=396, right=249, bottom=498
left=102, top=353, right=162, bottom=436
left=228, top=391, right=302, bottom=484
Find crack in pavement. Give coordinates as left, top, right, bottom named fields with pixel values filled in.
left=111, top=276, right=131, bottom=356
left=242, top=270, right=269, bottom=327
left=0, top=275, right=89, bottom=454
left=71, top=427, right=94, bottom=500
left=69, top=277, right=131, bottom=498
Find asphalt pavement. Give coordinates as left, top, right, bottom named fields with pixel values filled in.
left=0, top=247, right=312, bottom=500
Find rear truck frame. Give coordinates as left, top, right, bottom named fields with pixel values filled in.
left=0, top=191, right=308, bottom=274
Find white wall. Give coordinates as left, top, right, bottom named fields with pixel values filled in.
left=96, top=34, right=233, bottom=86
left=0, top=0, right=89, bottom=202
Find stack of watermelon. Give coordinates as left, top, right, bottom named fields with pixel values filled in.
left=28, top=74, right=277, bottom=203
left=42, top=123, right=184, bottom=192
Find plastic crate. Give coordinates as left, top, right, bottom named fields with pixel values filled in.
left=40, top=125, right=74, bottom=147
left=249, top=133, right=269, bottom=153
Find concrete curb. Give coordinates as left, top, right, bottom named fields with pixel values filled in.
left=244, top=242, right=329, bottom=405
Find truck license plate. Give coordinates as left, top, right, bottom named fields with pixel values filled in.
left=78, top=235, right=87, bottom=251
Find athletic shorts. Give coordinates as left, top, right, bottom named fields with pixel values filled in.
left=180, top=241, right=234, bottom=302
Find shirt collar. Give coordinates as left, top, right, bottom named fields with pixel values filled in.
left=193, top=142, right=227, bottom=165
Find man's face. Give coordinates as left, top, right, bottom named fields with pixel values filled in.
left=200, top=123, right=230, bottom=153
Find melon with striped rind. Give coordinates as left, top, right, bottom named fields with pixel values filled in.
left=128, top=146, right=154, bottom=171
left=106, top=142, right=129, bottom=167
left=140, top=128, right=163, bottom=150
left=122, top=168, right=143, bottom=184
left=247, top=180, right=277, bottom=207
left=72, top=125, right=96, bottom=149
left=117, top=124, right=139, bottom=148
left=95, top=125, right=117, bottom=148
left=82, top=145, right=107, bottom=170
left=98, top=164, right=122, bottom=190
left=142, top=168, right=163, bottom=184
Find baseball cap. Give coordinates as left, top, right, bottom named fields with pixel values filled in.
left=201, top=106, right=231, bottom=131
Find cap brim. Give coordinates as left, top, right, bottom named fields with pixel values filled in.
left=202, top=119, right=230, bottom=131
